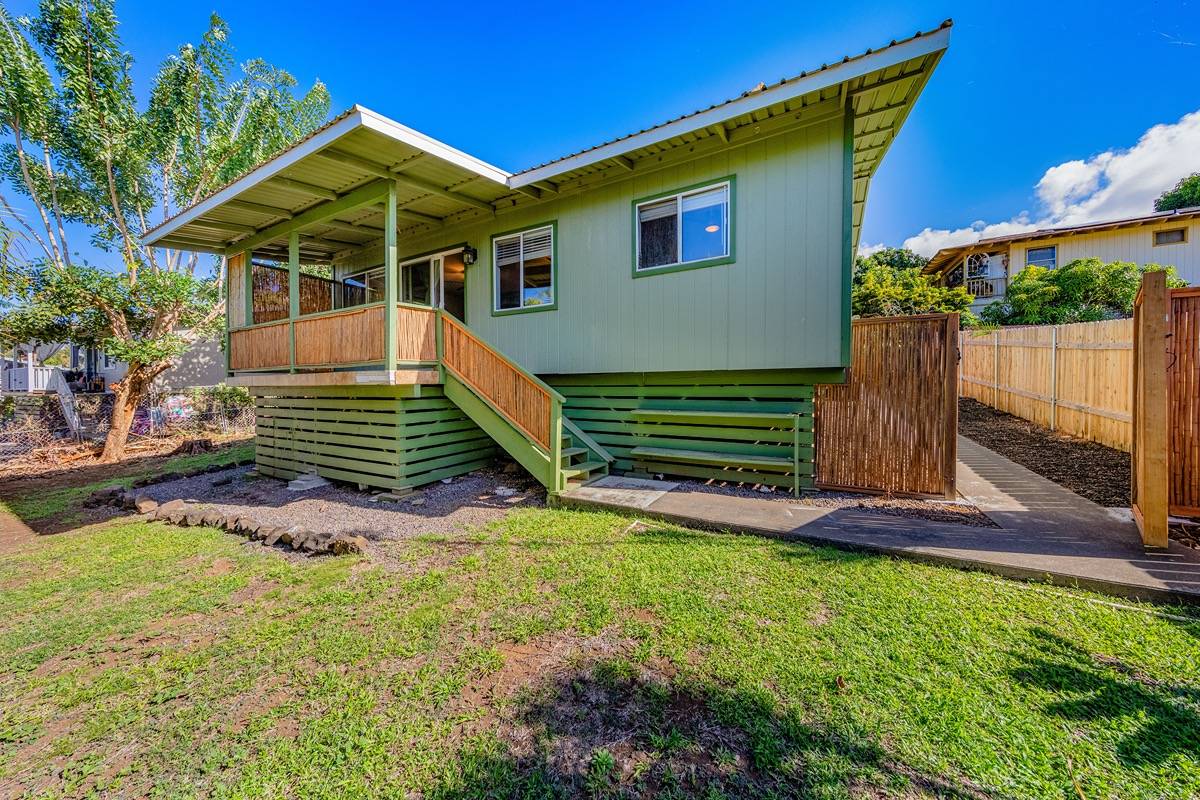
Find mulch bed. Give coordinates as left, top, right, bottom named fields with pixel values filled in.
left=958, top=398, right=1130, bottom=508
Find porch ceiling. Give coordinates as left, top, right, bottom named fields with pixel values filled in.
left=143, top=107, right=516, bottom=261
left=145, top=22, right=951, bottom=261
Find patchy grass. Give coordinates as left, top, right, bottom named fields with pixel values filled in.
left=0, top=442, right=254, bottom=524
left=0, top=509, right=1198, bottom=798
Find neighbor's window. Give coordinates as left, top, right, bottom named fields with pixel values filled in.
left=493, top=224, right=555, bottom=312
left=636, top=180, right=731, bottom=272
left=1154, top=228, right=1187, bottom=246
left=1025, top=245, right=1057, bottom=269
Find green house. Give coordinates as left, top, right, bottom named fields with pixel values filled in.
left=144, top=23, right=950, bottom=496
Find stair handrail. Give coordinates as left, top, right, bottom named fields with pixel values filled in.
left=437, top=311, right=565, bottom=454
left=48, top=369, right=82, bottom=438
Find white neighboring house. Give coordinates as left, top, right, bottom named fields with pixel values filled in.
left=924, top=207, right=1200, bottom=314
left=1, top=338, right=226, bottom=395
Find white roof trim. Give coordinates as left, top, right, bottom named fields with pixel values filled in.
left=145, top=105, right=511, bottom=247
left=509, top=26, right=950, bottom=188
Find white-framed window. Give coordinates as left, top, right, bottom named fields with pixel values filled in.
left=635, top=180, right=732, bottom=273
left=1154, top=228, right=1187, bottom=246
left=1025, top=245, right=1057, bottom=269
left=492, top=224, right=555, bottom=313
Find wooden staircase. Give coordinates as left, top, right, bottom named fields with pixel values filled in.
left=438, top=313, right=612, bottom=493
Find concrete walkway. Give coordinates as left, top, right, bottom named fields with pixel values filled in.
left=557, top=436, right=1200, bottom=605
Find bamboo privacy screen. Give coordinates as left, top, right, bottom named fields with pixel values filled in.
left=440, top=314, right=554, bottom=450
left=959, top=319, right=1134, bottom=451
left=251, top=264, right=337, bottom=323
left=1167, top=288, right=1200, bottom=517
left=814, top=313, right=958, bottom=498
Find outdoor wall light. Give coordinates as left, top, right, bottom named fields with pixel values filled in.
left=462, top=245, right=478, bottom=266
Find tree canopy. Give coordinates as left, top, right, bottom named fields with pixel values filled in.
left=1155, top=173, right=1200, bottom=212
left=852, top=247, right=976, bottom=322
left=0, top=0, right=329, bottom=459
left=979, top=258, right=1187, bottom=326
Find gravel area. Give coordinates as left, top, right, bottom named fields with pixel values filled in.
left=958, top=397, right=1130, bottom=508
left=672, top=479, right=998, bottom=528
left=138, top=463, right=544, bottom=543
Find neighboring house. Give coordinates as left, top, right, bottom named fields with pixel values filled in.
left=1, top=339, right=226, bottom=395
left=924, top=207, right=1200, bottom=314
left=143, top=24, right=951, bottom=496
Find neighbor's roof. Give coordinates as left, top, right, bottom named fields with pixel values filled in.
left=145, top=21, right=952, bottom=262
left=924, top=206, right=1200, bottom=275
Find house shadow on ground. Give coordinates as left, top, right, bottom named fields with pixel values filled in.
left=424, top=628, right=994, bottom=800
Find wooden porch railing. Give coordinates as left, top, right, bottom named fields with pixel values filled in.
left=439, top=313, right=562, bottom=451
left=228, top=303, right=438, bottom=371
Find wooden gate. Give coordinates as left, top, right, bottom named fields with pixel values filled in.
left=1130, top=274, right=1200, bottom=547
left=814, top=313, right=959, bottom=498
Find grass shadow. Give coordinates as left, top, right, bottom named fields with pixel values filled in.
left=1010, top=627, right=1200, bottom=769
left=427, top=649, right=996, bottom=799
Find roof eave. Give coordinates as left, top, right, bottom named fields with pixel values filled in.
left=509, top=25, right=951, bottom=188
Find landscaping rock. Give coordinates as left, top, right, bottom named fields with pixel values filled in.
left=157, top=499, right=187, bottom=515
left=329, top=534, right=368, bottom=555
left=167, top=511, right=187, bottom=525
left=234, top=517, right=259, bottom=537
left=184, top=510, right=205, bottom=527
left=133, top=496, right=158, bottom=514
left=253, top=525, right=275, bottom=542
left=494, top=486, right=517, bottom=497
left=201, top=511, right=224, bottom=528
left=222, top=516, right=241, bottom=533
left=287, top=471, right=330, bottom=492
left=263, top=528, right=285, bottom=547
left=288, top=528, right=312, bottom=550
left=120, top=491, right=139, bottom=510
left=409, top=497, right=426, bottom=506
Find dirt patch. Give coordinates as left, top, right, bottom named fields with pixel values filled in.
left=206, top=557, right=235, bottom=577
left=958, top=398, right=1130, bottom=508
left=677, top=480, right=997, bottom=528
left=136, top=463, right=544, bottom=552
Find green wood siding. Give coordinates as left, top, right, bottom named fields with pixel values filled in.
left=341, top=115, right=847, bottom=376
left=251, top=386, right=496, bottom=491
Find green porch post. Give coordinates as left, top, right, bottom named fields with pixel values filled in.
left=288, top=232, right=299, bottom=373
left=384, top=180, right=398, bottom=373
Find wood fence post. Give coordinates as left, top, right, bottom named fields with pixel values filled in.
left=993, top=330, right=1000, bottom=409
left=943, top=313, right=960, bottom=499
left=1133, top=271, right=1170, bottom=548
left=1049, top=325, right=1058, bottom=431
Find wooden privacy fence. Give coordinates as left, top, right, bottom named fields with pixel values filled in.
left=959, top=319, right=1133, bottom=451
left=814, top=313, right=958, bottom=498
left=1132, top=274, right=1200, bottom=546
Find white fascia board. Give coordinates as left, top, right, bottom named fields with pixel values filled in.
left=356, top=107, right=511, bottom=185
left=145, top=106, right=515, bottom=247
left=144, top=109, right=369, bottom=246
left=509, top=26, right=951, bottom=188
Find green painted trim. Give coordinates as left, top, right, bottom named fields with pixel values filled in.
left=545, top=368, right=846, bottom=387
left=561, top=416, right=615, bottom=464
left=235, top=179, right=391, bottom=255
left=793, top=415, right=802, bottom=498
left=399, top=240, right=470, bottom=265
left=840, top=109, right=853, bottom=369
left=490, top=220, right=558, bottom=316
left=384, top=181, right=399, bottom=372
left=631, top=176, right=736, bottom=279
left=288, top=232, right=299, bottom=374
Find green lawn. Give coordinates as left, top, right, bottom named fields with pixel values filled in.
left=0, top=508, right=1197, bottom=798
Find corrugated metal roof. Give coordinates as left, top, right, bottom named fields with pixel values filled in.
left=146, top=22, right=951, bottom=259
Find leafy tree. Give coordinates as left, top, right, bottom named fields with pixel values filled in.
left=1155, top=173, right=1200, bottom=212
left=979, top=258, right=1187, bottom=326
left=0, top=1, right=328, bottom=460
left=852, top=247, right=976, bottom=322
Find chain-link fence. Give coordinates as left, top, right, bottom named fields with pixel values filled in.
left=0, top=387, right=255, bottom=459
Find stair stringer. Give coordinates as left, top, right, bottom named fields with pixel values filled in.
left=443, top=373, right=557, bottom=490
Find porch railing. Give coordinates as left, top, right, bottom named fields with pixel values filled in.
left=966, top=276, right=1006, bottom=300
left=2, top=364, right=57, bottom=393
left=439, top=313, right=563, bottom=451
left=227, top=303, right=438, bottom=372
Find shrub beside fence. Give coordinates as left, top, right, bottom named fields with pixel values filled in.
left=959, top=319, right=1133, bottom=452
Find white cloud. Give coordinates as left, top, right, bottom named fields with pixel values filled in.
left=857, top=241, right=887, bottom=258
left=898, top=109, right=1200, bottom=257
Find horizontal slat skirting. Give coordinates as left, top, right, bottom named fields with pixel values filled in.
left=548, top=376, right=815, bottom=490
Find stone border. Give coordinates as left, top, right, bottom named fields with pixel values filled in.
left=88, top=488, right=367, bottom=556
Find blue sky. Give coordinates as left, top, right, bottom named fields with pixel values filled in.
left=4, top=0, right=1200, bottom=266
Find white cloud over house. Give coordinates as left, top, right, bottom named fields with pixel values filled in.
left=901, top=110, right=1200, bottom=257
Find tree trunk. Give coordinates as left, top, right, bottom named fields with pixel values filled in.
left=99, top=364, right=160, bottom=463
